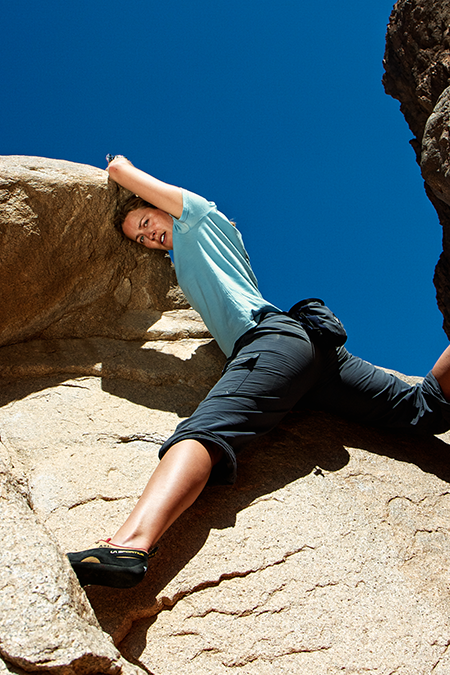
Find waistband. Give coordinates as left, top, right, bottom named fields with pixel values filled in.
left=225, top=310, right=310, bottom=369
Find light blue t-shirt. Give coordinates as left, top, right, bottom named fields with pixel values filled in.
left=172, top=189, right=282, bottom=357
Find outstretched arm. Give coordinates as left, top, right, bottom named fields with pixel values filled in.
left=107, top=156, right=184, bottom=219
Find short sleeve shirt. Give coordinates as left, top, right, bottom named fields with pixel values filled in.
left=172, top=189, right=282, bottom=356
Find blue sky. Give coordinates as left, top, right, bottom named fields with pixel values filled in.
left=2, top=1, right=447, bottom=375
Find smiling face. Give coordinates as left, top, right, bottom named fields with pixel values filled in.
left=122, top=206, right=174, bottom=251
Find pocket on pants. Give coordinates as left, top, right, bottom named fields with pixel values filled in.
left=214, top=352, right=261, bottom=396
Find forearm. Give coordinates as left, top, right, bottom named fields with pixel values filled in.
left=107, top=157, right=183, bottom=219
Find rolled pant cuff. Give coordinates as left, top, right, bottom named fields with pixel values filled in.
left=422, top=370, right=450, bottom=433
left=158, top=432, right=238, bottom=485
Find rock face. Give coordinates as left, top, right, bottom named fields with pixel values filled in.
left=4, top=40, right=450, bottom=671
left=0, top=460, right=141, bottom=675
left=0, top=156, right=190, bottom=347
left=2, top=363, right=450, bottom=674
left=383, top=0, right=450, bottom=336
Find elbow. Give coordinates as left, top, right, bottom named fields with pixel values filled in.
left=107, top=162, right=123, bottom=180
left=107, top=156, right=132, bottom=182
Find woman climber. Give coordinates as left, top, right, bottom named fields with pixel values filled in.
left=68, top=155, right=450, bottom=588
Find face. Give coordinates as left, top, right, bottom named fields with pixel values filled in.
left=122, top=207, right=174, bottom=251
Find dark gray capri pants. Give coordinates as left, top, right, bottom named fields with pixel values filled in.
left=159, top=313, right=450, bottom=485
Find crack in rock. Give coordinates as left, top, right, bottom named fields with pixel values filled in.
left=220, top=644, right=332, bottom=668
left=431, top=640, right=450, bottom=672
left=305, top=580, right=341, bottom=595
left=116, top=433, right=167, bottom=446
left=164, top=546, right=314, bottom=608
left=118, top=546, right=315, bottom=650
left=188, top=604, right=289, bottom=620
left=68, top=495, right=130, bottom=510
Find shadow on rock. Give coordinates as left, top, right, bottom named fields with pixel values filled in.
left=84, top=410, right=351, bottom=642
left=85, top=408, right=450, bottom=650
left=0, top=338, right=224, bottom=418
left=101, top=340, right=224, bottom=417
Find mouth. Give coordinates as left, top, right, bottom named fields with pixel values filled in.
left=160, top=233, right=166, bottom=246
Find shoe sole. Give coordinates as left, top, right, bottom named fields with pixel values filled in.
left=69, top=559, right=147, bottom=588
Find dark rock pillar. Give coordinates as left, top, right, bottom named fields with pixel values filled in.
left=383, top=0, right=450, bottom=336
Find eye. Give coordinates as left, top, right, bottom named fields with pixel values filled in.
left=139, top=235, right=145, bottom=244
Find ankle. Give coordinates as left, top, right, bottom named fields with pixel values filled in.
left=109, top=536, right=153, bottom=553
left=111, top=541, right=148, bottom=553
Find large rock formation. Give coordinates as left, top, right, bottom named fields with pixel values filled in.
left=383, top=0, right=450, bottom=336
left=0, top=156, right=191, bottom=347
left=0, top=459, right=142, bottom=675
left=4, top=10, right=450, bottom=667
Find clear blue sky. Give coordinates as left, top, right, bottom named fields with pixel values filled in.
left=2, top=1, right=447, bottom=375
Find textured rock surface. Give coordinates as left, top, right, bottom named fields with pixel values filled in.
left=383, top=0, right=450, bottom=337
left=383, top=0, right=450, bottom=155
left=0, top=457, right=144, bottom=675
left=2, top=356, right=450, bottom=674
left=422, top=85, right=450, bottom=205
left=0, top=156, right=190, bottom=347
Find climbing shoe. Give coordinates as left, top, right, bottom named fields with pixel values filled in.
left=67, top=539, right=157, bottom=588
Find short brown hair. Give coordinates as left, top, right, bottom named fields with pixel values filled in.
left=114, top=194, right=157, bottom=233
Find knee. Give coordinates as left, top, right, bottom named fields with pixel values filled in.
left=204, top=441, right=224, bottom=465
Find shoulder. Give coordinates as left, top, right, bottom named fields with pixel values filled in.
left=174, top=189, right=238, bottom=241
left=178, top=189, right=217, bottom=224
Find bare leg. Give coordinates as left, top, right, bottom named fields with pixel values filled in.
left=432, top=345, right=450, bottom=401
left=111, top=439, right=223, bottom=551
